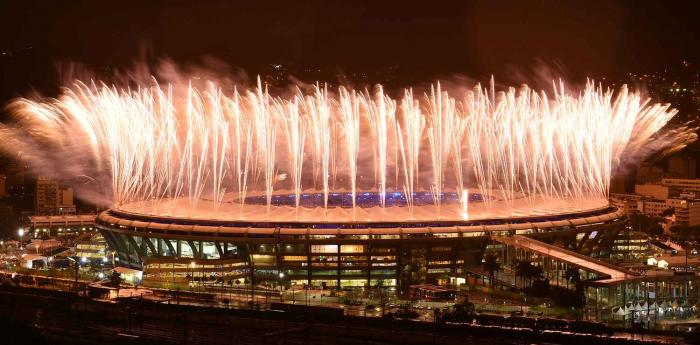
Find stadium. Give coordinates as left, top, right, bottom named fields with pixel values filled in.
left=95, top=191, right=626, bottom=290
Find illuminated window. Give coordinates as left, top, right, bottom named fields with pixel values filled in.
left=180, top=241, right=194, bottom=258
left=202, top=242, right=219, bottom=259
left=311, top=245, right=338, bottom=254
left=340, top=245, right=365, bottom=253
left=283, top=256, right=307, bottom=261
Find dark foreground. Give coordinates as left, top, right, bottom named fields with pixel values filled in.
left=0, top=286, right=681, bottom=345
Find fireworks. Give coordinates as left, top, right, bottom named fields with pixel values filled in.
left=2, top=76, right=695, bottom=221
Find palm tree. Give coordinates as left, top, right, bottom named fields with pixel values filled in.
left=530, top=265, right=544, bottom=283
left=482, top=252, right=501, bottom=287
left=564, top=267, right=580, bottom=289
left=514, top=260, right=533, bottom=288
left=376, top=280, right=386, bottom=316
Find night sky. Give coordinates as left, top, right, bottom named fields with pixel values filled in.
left=1, top=0, right=699, bottom=100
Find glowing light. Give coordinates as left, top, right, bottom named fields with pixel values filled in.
left=460, top=188, right=469, bottom=220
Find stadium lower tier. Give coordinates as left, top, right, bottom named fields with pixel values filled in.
left=96, top=206, right=626, bottom=289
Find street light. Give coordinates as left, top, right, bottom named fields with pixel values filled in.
left=67, top=256, right=81, bottom=294
left=190, top=261, right=196, bottom=291
left=278, top=272, right=285, bottom=302
left=17, top=228, right=24, bottom=248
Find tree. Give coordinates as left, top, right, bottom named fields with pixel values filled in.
left=438, top=301, right=475, bottom=324
left=564, top=267, right=580, bottom=289
left=454, top=300, right=475, bottom=316
left=482, top=252, right=501, bottom=287
left=513, top=260, right=531, bottom=287
left=529, top=277, right=550, bottom=297
left=648, top=223, right=664, bottom=237
left=530, top=265, right=544, bottom=282
left=548, top=285, right=586, bottom=310
left=671, top=224, right=700, bottom=242
left=629, top=211, right=664, bottom=235
left=108, top=271, right=121, bottom=288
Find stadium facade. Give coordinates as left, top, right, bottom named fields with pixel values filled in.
left=96, top=200, right=626, bottom=290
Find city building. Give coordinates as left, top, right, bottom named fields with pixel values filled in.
left=665, top=198, right=700, bottom=226
left=611, top=231, right=650, bottom=261
left=24, top=239, right=63, bottom=255
left=668, top=156, right=697, bottom=179
left=4, top=161, right=27, bottom=191
left=35, top=177, right=58, bottom=215
left=35, top=177, right=75, bottom=216
left=661, top=178, right=700, bottom=195
left=20, top=254, right=49, bottom=269
left=634, top=183, right=669, bottom=200
left=75, top=233, right=108, bottom=261
left=632, top=158, right=700, bottom=189
left=28, top=214, right=96, bottom=238
left=609, top=193, right=643, bottom=215
left=611, top=180, right=700, bottom=227
left=635, top=163, right=665, bottom=185
left=637, top=199, right=673, bottom=218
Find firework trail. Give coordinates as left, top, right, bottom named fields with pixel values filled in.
left=2, top=75, right=695, bottom=220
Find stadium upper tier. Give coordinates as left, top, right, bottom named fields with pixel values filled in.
left=109, top=191, right=610, bottom=225
left=99, top=199, right=622, bottom=237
